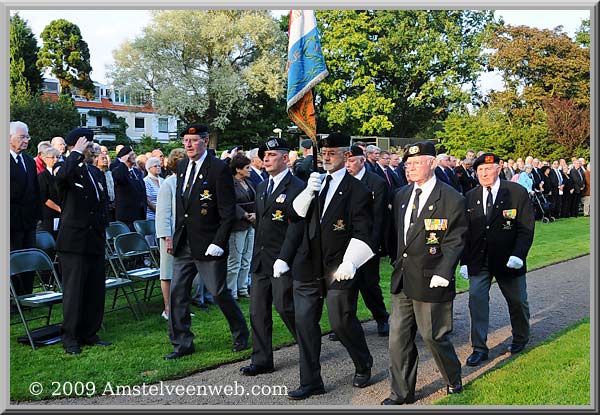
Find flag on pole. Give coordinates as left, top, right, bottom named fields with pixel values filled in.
left=286, top=10, right=328, bottom=141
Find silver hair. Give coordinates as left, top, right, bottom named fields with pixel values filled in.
left=436, top=153, right=448, bottom=162
left=247, top=148, right=259, bottom=159
left=145, top=156, right=161, bottom=170
left=365, top=145, right=380, bottom=153
left=10, top=121, right=28, bottom=136
left=42, top=147, right=60, bottom=158
left=37, top=141, right=51, bottom=152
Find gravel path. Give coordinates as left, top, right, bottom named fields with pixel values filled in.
left=22, top=256, right=590, bottom=407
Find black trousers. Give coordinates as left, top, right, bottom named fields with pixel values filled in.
left=10, top=229, right=36, bottom=296
left=59, top=252, right=106, bottom=347
left=249, top=271, right=296, bottom=368
left=570, top=192, right=582, bottom=217
left=169, top=240, right=248, bottom=353
left=356, top=255, right=389, bottom=324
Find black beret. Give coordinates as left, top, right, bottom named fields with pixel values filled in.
left=258, top=137, right=290, bottom=160
left=180, top=124, right=209, bottom=137
left=300, top=139, right=313, bottom=149
left=348, top=145, right=364, bottom=157
left=116, top=145, right=133, bottom=159
left=319, top=132, right=351, bottom=148
left=402, top=141, right=436, bottom=162
left=65, top=128, right=94, bottom=147
left=473, top=153, right=500, bottom=170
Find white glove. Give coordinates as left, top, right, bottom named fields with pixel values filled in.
left=205, top=244, right=224, bottom=257
left=334, top=261, right=356, bottom=281
left=506, top=255, right=524, bottom=269
left=292, top=172, right=322, bottom=217
left=273, top=259, right=290, bottom=278
left=459, top=265, right=469, bottom=280
left=429, top=275, right=450, bottom=288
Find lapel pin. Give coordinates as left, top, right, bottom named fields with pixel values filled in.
left=401, top=204, right=406, bottom=209
left=428, top=205, right=433, bottom=210
left=477, top=200, right=481, bottom=204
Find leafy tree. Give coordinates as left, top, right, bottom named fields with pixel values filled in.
left=108, top=10, right=287, bottom=149
left=135, top=134, right=164, bottom=154
left=10, top=93, right=80, bottom=156
left=575, top=18, right=590, bottom=48
left=543, top=97, right=590, bottom=156
left=315, top=10, right=497, bottom=137
left=10, top=13, right=43, bottom=97
left=36, top=19, right=95, bottom=99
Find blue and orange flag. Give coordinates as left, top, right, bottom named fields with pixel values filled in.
left=286, top=10, right=328, bottom=142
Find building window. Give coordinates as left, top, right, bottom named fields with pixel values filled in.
left=43, top=81, right=59, bottom=93
left=81, top=113, right=87, bottom=126
left=158, top=118, right=168, bottom=133
left=96, top=116, right=103, bottom=127
left=135, top=117, right=145, bottom=129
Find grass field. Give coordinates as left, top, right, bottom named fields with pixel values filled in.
left=9, top=216, right=590, bottom=401
left=437, top=318, right=590, bottom=405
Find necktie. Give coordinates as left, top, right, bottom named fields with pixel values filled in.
left=410, top=188, right=422, bottom=228
left=184, top=161, right=196, bottom=200
left=318, top=175, right=332, bottom=216
left=384, top=169, right=392, bottom=186
left=556, top=169, right=563, bottom=185
left=266, top=177, right=274, bottom=198
left=17, top=154, right=26, bottom=174
left=486, top=187, right=494, bottom=222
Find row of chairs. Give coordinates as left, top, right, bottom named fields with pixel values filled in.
left=10, top=220, right=162, bottom=350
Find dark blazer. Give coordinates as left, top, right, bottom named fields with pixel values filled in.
left=462, top=180, right=535, bottom=279
left=544, top=170, right=559, bottom=196
left=248, top=169, right=267, bottom=188
left=359, top=171, right=389, bottom=253
left=293, top=155, right=314, bottom=182
left=434, top=166, right=452, bottom=187
left=444, top=166, right=461, bottom=192
left=382, top=166, right=403, bottom=192
left=292, top=172, right=373, bottom=289
left=455, top=165, right=477, bottom=194
left=251, top=171, right=305, bottom=274
left=112, top=162, right=147, bottom=223
left=38, top=169, right=61, bottom=232
left=232, top=178, right=256, bottom=232
left=10, top=153, right=41, bottom=232
left=54, top=152, right=109, bottom=255
left=390, top=180, right=467, bottom=303
left=531, top=168, right=543, bottom=191
left=109, top=158, right=121, bottom=172
left=173, top=155, right=236, bottom=260
left=570, top=167, right=585, bottom=194
left=394, top=163, right=408, bottom=187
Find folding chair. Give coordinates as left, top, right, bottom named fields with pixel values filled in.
left=113, top=232, right=161, bottom=305
left=133, top=219, right=159, bottom=257
left=10, top=248, right=64, bottom=350
left=34, top=231, right=61, bottom=288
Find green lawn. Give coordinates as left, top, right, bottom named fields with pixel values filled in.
left=10, top=217, right=590, bottom=401
left=437, top=318, right=590, bottom=405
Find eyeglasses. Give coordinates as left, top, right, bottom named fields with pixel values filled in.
left=44, top=155, right=57, bottom=159
left=405, top=159, right=431, bottom=167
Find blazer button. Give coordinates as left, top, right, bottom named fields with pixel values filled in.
left=486, top=225, right=490, bottom=229
left=184, top=214, right=189, bottom=218
left=403, top=253, right=408, bottom=258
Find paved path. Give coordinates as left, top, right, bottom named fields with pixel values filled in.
left=26, top=256, right=590, bottom=407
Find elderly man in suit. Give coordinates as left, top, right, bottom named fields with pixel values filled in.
left=165, top=124, right=249, bottom=360
left=460, top=153, right=535, bottom=367
left=10, top=121, right=41, bottom=296
left=239, top=137, right=305, bottom=376
left=112, top=145, right=147, bottom=230
left=382, top=141, right=467, bottom=405
left=55, top=128, right=111, bottom=354
left=287, top=132, right=375, bottom=400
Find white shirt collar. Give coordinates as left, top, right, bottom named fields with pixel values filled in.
left=483, top=177, right=501, bottom=202
left=10, top=150, right=21, bottom=161
left=355, top=166, right=367, bottom=181
left=268, top=168, right=290, bottom=192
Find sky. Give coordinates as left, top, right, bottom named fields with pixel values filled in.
left=11, top=8, right=590, bottom=92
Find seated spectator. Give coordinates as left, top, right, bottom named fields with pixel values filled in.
left=37, top=147, right=62, bottom=237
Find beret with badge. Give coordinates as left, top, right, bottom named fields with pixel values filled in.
left=347, top=145, right=364, bottom=157
left=300, top=139, right=313, bottom=149
left=319, top=132, right=351, bottom=148
left=180, top=124, right=209, bottom=137
left=472, top=153, right=500, bottom=170
left=116, top=145, right=133, bottom=159
left=258, top=137, right=291, bottom=160
left=65, top=127, right=94, bottom=147
left=402, top=141, right=437, bottom=162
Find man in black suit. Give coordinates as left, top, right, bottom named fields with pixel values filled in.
left=239, top=137, right=304, bottom=376
left=55, top=128, right=111, bottom=354
left=165, top=124, right=249, bottom=360
left=345, top=146, right=390, bottom=337
left=455, top=158, right=477, bottom=194
left=365, top=144, right=384, bottom=177
left=287, top=132, right=375, bottom=400
left=434, top=153, right=452, bottom=187
left=382, top=141, right=467, bottom=405
left=570, top=159, right=585, bottom=217
left=247, top=148, right=268, bottom=187
left=460, top=153, right=535, bottom=367
left=292, top=139, right=315, bottom=182
left=10, top=121, right=41, bottom=296
left=112, top=145, right=147, bottom=230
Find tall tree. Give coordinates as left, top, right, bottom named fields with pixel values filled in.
left=315, top=10, right=497, bottom=137
left=575, top=18, right=590, bottom=48
left=37, top=19, right=95, bottom=99
left=10, top=13, right=43, bottom=97
left=108, top=10, right=287, bottom=148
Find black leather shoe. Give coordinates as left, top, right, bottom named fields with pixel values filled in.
left=287, top=384, right=326, bottom=400
left=232, top=341, right=249, bottom=352
left=466, top=351, right=488, bottom=366
left=328, top=332, right=339, bottom=341
left=64, top=345, right=82, bottom=355
left=240, top=364, right=275, bottom=376
left=381, top=396, right=415, bottom=405
left=377, top=321, right=390, bottom=337
left=82, top=338, right=112, bottom=347
left=447, top=380, right=463, bottom=395
left=352, top=368, right=371, bottom=388
left=508, top=342, right=527, bottom=354
left=191, top=300, right=209, bottom=310
left=164, top=348, right=194, bottom=360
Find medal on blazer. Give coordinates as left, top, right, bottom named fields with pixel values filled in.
left=502, top=220, right=513, bottom=230
left=333, top=219, right=346, bottom=231
left=502, top=209, right=517, bottom=219
left=429, top=247, right=438, bottom=255
left=201, top=208, right=208, bottom=215
left=200, top=190, right=212, bottom=200
left=426, top=232, right=439, bottom=245
left=272, top=210, right=284, bottom=221
left=424, top=218, right=447, bottom=231
left=276, top=194, right=286, bottom=203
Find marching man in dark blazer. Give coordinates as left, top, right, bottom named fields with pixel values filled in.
left=460, top=153, right=535, bottom=367
left=55, top=128, right=111, bottom=354
left=112, top=145, right=147, bottom=231
left=239, top=137, right=305, bottom=376
left=383, top=141, right=467, bottom=405
left=10, top=121, right=41, bottom=296
left=165, top=124, right=249, bottom=360
left=288, top=132, right=376, bottom=400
